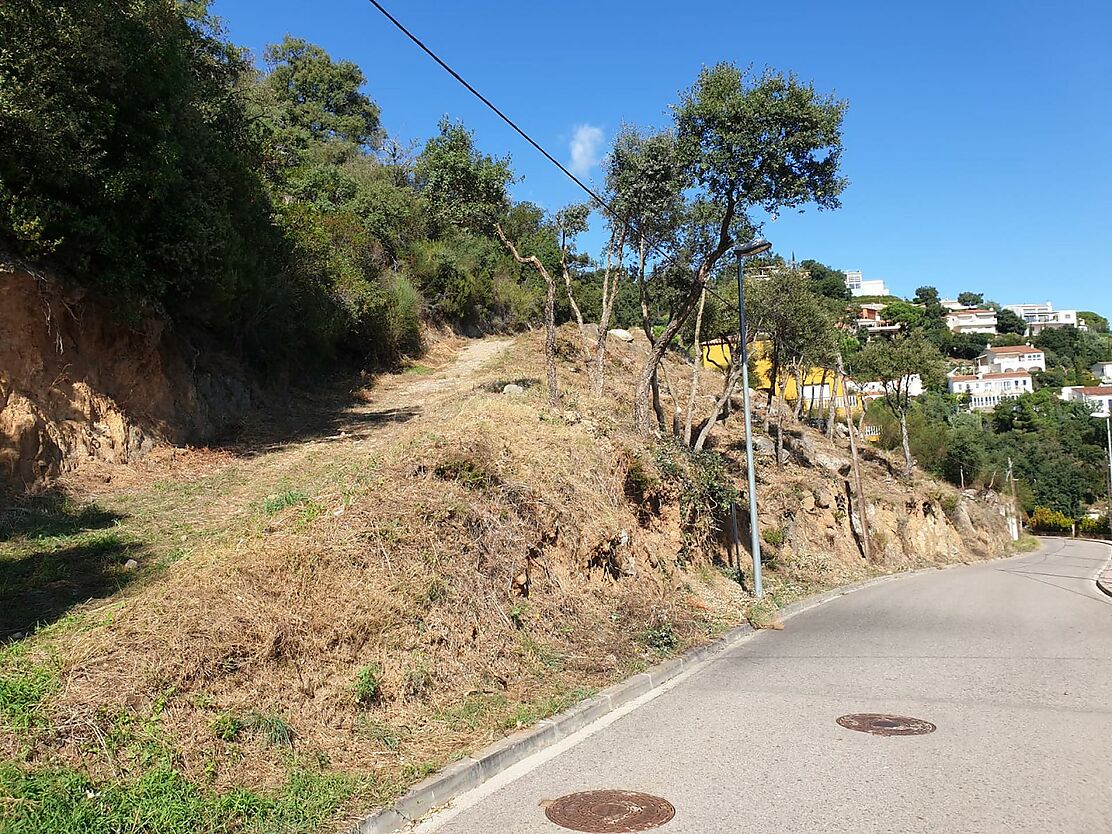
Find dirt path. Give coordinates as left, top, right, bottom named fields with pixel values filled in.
left=332, top=338, right=513, bottom=437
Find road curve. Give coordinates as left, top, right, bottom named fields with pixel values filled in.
left=419, top=538, right=1112, bottom=834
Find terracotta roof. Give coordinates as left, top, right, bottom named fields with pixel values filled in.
left=949, top=375, right=976, bottom=382
left=1069, top=387, right=1112, bottom=396
left=985, top=345, right=1043, bottom=355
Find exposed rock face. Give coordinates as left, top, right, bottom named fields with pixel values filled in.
left=1, top=263, right=253, bottom=488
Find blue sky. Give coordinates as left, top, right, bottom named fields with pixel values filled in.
left=214, top=0, right=1111, bottom=314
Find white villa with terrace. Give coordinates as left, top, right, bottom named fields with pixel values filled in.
left=1003, top=302, right=1087, bottom=336
left=948, top=371, right=1033, bottom=410
left=945, top=308, right=997, bottom=335
left=975, top=345, right=1046, bottom=375
left=1060, top=385, right=1112, bottom=418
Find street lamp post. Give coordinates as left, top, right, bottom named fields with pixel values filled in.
left=735, top=238, right=771, bottom=598
left=1105, top=414, right=1112, bottom=534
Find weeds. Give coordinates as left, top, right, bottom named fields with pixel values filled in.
left=250, top=710, right=294, bottom=747
left=262, top=490, right=309, bottom=516
left=352, top=664, right=383, bottom=706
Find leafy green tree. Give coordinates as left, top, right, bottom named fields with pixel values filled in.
left=849, top=335, right=945, bottom=477
left=414, top=119, right=513, bottom=234
left=628, top=63, right=848, bottom=435
left=957, top=292, right=984, bottom=307
left=262, top=36, right=384, bottom=152
left=1080, top=310, right=1110, bottom=333
left=0, top=0, right=278, bottom=309
left=800, top=259, right=851, bottom=301
left=880, top=300, right=925, bottom=331
left=996, top=307, right=1028, bottom=335
left=942, top=425, right=988, bottom=487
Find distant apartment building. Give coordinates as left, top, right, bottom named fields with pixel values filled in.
left=1003, top=302, right=1087, bottom=336
left=1060, top=385, right=1112, bottom=418
left=975, top=345, right=1046, bottom=374
left=948, top=371, right=1033, bottom=410
left=944, top=308, right=998, bottom=335
left=854, top=303, right=901, bottom=336
left=1092, top=361, right=1112, bottom=383
left=843, top=270, right=890, bottom=297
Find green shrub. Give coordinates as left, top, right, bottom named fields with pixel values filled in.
left=762, top=526, right=786, bottom=547
left=655, top=443, right=740, bottom=560
left=1029, top=506, right=1073, bottom=533
left=1078, top=515, right=1109, bottom=536
left=352, top=664, right=383, bottom=706
left=210, top=713, right=244, bottom=742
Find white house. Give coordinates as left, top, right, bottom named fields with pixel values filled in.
left=843, top=270, right=890, bottom=298
left=1060, top=385, right=1112, bottom=418
left=856, top=374, right=924, bottom=402
left=948, top=371, right=1033, bottom=411
left=1003, top=302, right=1087, bottom=336
left=1090, top=361, right=1112, bottom=383
left=975, top=345, right=1046, bottom=374
left=945, top=308, right=998, bottom=335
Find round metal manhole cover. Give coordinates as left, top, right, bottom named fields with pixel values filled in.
left=836, top=713, right=937, bottom=736
left=544, top=790, right=675, bottom=832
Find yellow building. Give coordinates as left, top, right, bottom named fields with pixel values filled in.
left=700, top=338, right=864, bottom=418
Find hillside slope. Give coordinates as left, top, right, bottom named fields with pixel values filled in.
left=0, top=325, right=1014, bottom=832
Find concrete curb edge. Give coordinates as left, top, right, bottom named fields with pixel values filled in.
left=350, top=551, right=1018, bottom=833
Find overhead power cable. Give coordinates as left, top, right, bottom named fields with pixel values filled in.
left=365, top=0, right=766, bottom=296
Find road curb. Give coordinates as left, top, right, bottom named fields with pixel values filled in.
left=349, top=552, right=1014, bottom=834
left=1076, top=536, right=1112, bottom=598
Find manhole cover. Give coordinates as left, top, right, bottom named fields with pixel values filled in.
left=836, top=713, right=936, bottom=736
left=544, top=790, right=675, bottom=832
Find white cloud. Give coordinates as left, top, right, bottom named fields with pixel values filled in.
left=568, top=124, right=604, bottom=178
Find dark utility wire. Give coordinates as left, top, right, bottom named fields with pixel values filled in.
left=366, top=0, right=616, bottom=216
left=365, top=0, right=750, bottom=297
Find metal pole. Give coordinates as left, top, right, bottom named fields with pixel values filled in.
left=1105, top=415, right=1112, bottom=535
left=736, top=251, right=763, bottom=598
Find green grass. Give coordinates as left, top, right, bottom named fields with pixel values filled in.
left=0, top=762, right=360, bottom=834
left=0, top=642, right=59, bottom=731
left=262, top=490, right=309, bottom=516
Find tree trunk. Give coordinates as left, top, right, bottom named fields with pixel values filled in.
left=793, top=362, right=805, bottom=420
left=775, top=381, right=785, bottom=469
left=692, top=347, right=744, bottom=452
left=634, top=195, right=735, bottom=436
left=543, top=270, right=559, bottom=407
left=684, top=288, right=708, bottom=446
left=899, top=406, right=913, bottom=478
left=763, top=342, right=780, bottom=432
left=591, top=227, right=627, bottom=397
left=825, top=370, right=841, bottom=440
left=496, top=225, right=560, bottom=408
left=841, top=354, right=871, bottom=561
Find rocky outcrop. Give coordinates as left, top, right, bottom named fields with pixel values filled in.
left=1, top=262, right=254, bottom=488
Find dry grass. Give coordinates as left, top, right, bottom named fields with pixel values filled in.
left=0, top=325, right=1014, bottom=830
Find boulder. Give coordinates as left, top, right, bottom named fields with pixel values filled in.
left=608, top=328, right=635, bottom=343
left=502, top=383, right=525, bottom=396
left=814, top=487, right=834, bottom=509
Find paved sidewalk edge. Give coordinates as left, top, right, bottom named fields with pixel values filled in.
left=350, top=549, right=1022, bottom=834
left=1078, top=536, right=1112, bottom=597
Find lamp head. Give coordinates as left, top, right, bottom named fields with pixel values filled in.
left=735, top=239, right=772, bottom=257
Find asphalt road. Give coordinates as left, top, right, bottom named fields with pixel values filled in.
left=420, top=538, right=1112, bottom=834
